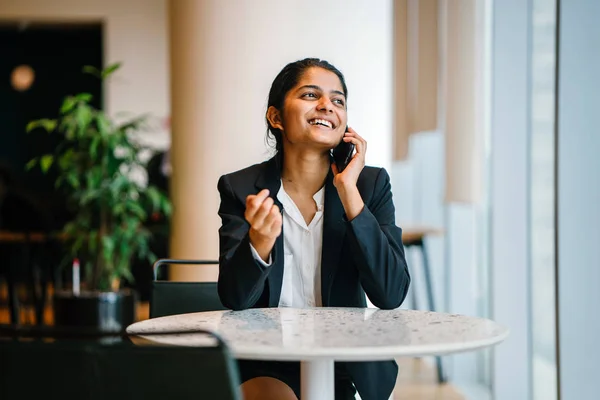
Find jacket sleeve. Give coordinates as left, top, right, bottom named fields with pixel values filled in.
left=346, top=168, right=411, bottom=309
left=216, top=175, right=274, bottom=310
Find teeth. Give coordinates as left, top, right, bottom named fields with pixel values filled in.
left=309, top=119, right=333, bottom=128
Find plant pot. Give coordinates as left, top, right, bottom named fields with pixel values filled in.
left=53, top=289, right=136, bottom=332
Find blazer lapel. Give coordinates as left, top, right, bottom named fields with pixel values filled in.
left=320, top=171, right=347, bottom=306
left=255, top=156, right=285, bottom=307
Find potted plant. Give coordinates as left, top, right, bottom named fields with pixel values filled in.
left=26, top=63, right=171, bottom=331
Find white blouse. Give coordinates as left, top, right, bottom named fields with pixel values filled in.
left=249, top=182, right=325, bottom=308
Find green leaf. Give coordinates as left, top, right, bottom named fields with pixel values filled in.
left=90, top=135, right=101, bottom=159
left=86, top=168, right=103, bottom=190
left=109, top=174, right=129, bottom=197
left=75, top=105, right=93, bottom=137
left=113, top=203, right=126, bottom=216
left=25, top=158, right=38, bottom=170
left=75, top=93, right=93, bottom=103
left=57, top=148, right=75, bottom=170
left=146, top=186, right=161, bottom=212
left=97, top=114, right=112, bottom=137
left=146, top=251, right=157, bottom=265
left=25, top=121, right=39, bottom=133
left=161, top=197, right=172, bottom=216
left=66, top=173, right=80, bottom=189
left=120, top=268, right=134, bottom=283
left=79, top=189, right=100, bottom=206
left=106, top=152, right=125, bottom=178
left=61, top=97, right=77, bottom=114
left=61, top=116, right=77, bottom=140
left=102, top=236, right=116, bottom=263
left=101, top=62, right=122, bottom=78
left=116, top=115, right=149, bottom=133
left=40, top=155, right=54, bottom=173
left=119, top=239, right=132, bottom=260
left=83, top=65, right=102, bottom=78
left=42, top=119, right=58, bottom=133
left=126, top=201, right=147, bottom=220
left=26, top=119, right=57, bottom=133
left=136, top=240, right=149, bottom=259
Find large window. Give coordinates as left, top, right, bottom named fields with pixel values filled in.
left=530, top=0, right=557, bottom=399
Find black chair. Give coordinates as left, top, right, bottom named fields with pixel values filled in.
left=0, top=324, right=242, bottom=400
left=149, top=259, right=227, bottom=318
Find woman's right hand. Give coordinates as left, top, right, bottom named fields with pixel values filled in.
left=245, top=189, right=282, bottom=262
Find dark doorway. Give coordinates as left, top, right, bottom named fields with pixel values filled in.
left=0, top=22, right=103, bottom=229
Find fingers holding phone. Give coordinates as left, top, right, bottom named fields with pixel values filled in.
left=331, top=127, right=368, bottom=220
left=332, top=126, right=355, bottom=173
left=332, top=127, right=367, bottom=186
left=342, top=127, right=367, bottom=159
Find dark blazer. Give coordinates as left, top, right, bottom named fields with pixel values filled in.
left=217, top=156, right=411, bottom=400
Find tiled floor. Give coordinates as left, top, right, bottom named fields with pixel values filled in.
left=1, top=285, right=464, bottom=400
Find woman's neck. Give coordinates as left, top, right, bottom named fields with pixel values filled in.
left=280, top=149, right=330, bottom=196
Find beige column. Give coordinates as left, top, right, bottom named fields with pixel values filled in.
left=394, top=0, right=439, bottom=161
left=442, top=0, right=485, bottom=204
left=168, top=0, right=220, bottom=281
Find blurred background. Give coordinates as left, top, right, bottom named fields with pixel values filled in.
left=0, top=0, right=598, bottom=399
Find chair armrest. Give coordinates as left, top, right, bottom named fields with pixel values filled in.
left=153, top=258, right=219, bottom=280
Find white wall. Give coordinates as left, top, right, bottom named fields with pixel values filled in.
left=186, top=0, right=395, bottom=179
left=0, top=0, right=171, bottom=150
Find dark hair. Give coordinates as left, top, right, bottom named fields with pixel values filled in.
left=265, top=58, right=348, bottom=156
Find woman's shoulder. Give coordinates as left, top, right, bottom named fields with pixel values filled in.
left=217, top=159, right=273, bottom=196
left=359, top=165, right=385, bottom=179
left=358, top=165, right=390, bottom=184
left=357, top=165, right=391, bottom=198
left=220, top=160, right=268, bottom=181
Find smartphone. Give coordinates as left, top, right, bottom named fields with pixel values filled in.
left=332, top=126, right=355, bottom=172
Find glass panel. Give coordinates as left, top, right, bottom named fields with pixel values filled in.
left=530, top=0, right=558, bottom=399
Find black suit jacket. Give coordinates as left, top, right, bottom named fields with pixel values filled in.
left=217, top=156, right=411, bottom=400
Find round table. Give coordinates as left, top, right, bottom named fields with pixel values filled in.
left=126, top=307, right=509, bottom=400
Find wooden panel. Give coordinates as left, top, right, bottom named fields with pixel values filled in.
left=393, top=0, right=410, bottom=160
left=407, top=0, right=439, bottom=134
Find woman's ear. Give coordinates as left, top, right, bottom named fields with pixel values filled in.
left=266, top=106, right=284, bottom=131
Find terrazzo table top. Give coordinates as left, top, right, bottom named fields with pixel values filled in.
left=126, top=307, right=509, bottom=361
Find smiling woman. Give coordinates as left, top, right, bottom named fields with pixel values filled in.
left=264, top=59, right=348, bottom=156
left=271, top=68, right=347, bottom=156
left=216, top=58, right=411, bottom=400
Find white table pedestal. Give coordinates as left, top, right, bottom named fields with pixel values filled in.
left=301, top=359, right=334, bottom=400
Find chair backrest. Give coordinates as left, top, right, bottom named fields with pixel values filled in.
left=150, top=259, right=227, bottom=319
left=0, top=325, right=242, bottom=400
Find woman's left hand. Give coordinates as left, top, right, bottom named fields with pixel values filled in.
left=331, top=127, right=366, bottom=190
left=331, top=127, right=367, bottom=220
